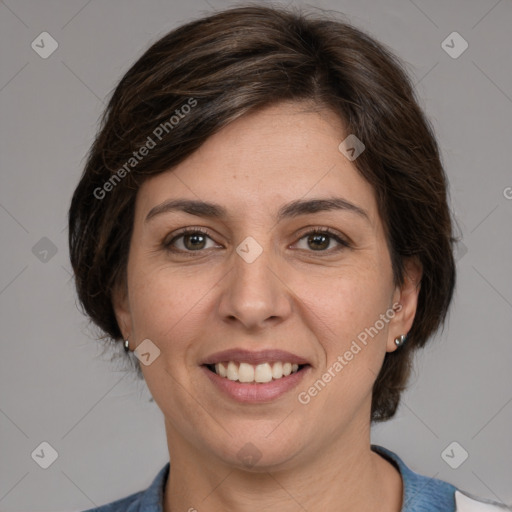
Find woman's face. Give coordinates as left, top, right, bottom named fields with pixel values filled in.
left=114, top=101, right=421, bottom=471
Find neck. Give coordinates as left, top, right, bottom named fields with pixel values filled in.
left=163, top=416, right=402, bottom=512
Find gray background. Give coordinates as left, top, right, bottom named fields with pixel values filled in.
left=0, top=0, right=511, bottom=510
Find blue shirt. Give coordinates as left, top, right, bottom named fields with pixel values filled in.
left=81, top=444, right=510, bottom=511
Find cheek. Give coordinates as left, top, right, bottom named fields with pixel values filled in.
left=130, top=268, right=215, bottom=423
left=305, top=265, right=393, bottom=344
left=296, top=275, right=391, bottom=432
left=301, top=266, right=393, bottom=402
left=127, top=264, right=217, bottom=356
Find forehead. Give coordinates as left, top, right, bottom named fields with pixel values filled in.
left=135, top=102, right=379, bottom=228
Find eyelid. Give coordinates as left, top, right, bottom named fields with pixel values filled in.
left=294, top=226, right=351, bottom=246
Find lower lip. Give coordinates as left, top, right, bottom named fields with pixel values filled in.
left=201, top=365, right=310, bottom=403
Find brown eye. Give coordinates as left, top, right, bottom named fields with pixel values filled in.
left=164, top=228, right=218, bottom=253
left=295, top=228, right=350, bottom=253
left=306, top=233, right=330, bottom=251
left=181, top=232, right=207, bottom=250
left=163, top=226, right=350, bottom=256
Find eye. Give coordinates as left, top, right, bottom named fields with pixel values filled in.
left=163, top=226, right=350, bottom=256
left=164, top=228, right=219, bottom=253
left=294, top=228, right=350, bottom=253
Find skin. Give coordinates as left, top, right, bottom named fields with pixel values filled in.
left=113, top=101, right=422, bottom=512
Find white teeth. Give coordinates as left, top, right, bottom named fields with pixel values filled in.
left=272, top=361, right=283, bottom=379
left=211, top=361, right=303, bottom=383
left=227, top=361, right=238, bottom=381
left=238, top=362, right=255, bottom=383
left=216, top=362, right=227, bottom=377
left=254, top=363, right=273, bottom=383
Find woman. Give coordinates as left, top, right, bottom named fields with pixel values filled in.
left=68, top=5, right=509, bottom=511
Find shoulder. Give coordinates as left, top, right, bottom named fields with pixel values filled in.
left=80, top=462, right=170, bottom=512
left=80, top=491, right=144, bottom=512
left=371, top=445, right=511, bottom=512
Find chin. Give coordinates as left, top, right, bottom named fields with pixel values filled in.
left=207, top=430, right=306, bottom=473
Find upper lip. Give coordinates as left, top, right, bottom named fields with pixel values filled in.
left=201, top=349, right=311, bottom=366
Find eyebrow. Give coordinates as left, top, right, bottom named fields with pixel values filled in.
left=145, top=197, right=370, bottom=224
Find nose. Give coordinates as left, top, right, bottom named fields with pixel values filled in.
left=217, top=238, right=292, bottom=331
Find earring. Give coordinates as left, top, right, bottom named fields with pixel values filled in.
left=124, top=339, right=130, bottom=352
left=394, top=334, right=407, bottom=348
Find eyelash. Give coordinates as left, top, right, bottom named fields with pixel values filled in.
left=162, top=226, right=351, bottom=256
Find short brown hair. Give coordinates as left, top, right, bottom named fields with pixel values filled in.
left=68, top=4, right=456, bottom=422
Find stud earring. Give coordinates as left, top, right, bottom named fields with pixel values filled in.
left=124, top=339, right=130, bottom=352
left=394, top=334, right=407, bottom=348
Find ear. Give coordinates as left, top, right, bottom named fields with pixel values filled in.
left=387, top=256, right=423, bottom=353
left=112, top=279, right=132, bottom=341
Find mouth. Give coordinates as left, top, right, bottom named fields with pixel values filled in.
left=200, top=348, right=312, bottom=402
left=204, top=361, right=309, bottom=383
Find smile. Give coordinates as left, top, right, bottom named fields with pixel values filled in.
left=206, top=361, right=305, bottom=383
left=201, top=348, right=312, bottom=402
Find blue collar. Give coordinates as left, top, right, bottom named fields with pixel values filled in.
left=371, top=444, right=457, bottom=511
